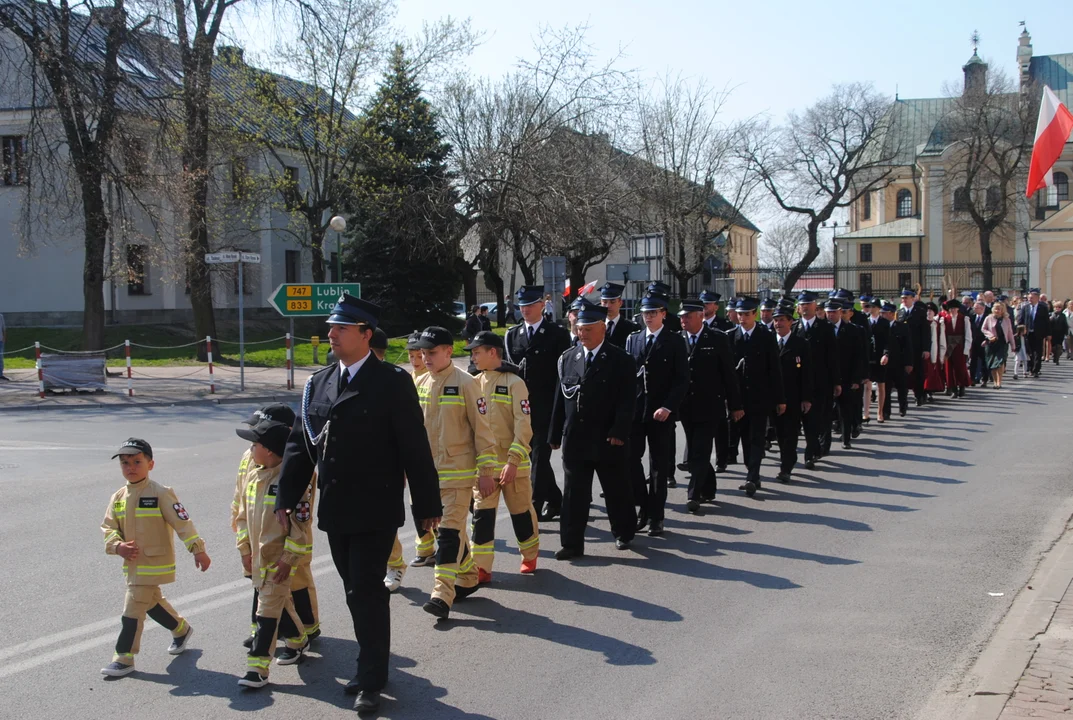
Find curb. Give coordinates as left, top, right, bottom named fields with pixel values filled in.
left=953, top=519, right=1073, bottom=719
left=0, top=391, right=302, bottom=413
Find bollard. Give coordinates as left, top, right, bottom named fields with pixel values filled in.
left=206, top=336, right=215, bottom=394
left=125, top=340, right=133, bottom=397
left=286, top=333, right=293, bottom=390
left=35, top=341, right=43, bottom=398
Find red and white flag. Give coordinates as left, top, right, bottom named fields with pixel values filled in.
left=1026, top=85, right=1073, bottom=197
left=562, top=279, right=600, bottom=297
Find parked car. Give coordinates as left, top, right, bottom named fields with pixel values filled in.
left=452, top=301, right=466, bottom=320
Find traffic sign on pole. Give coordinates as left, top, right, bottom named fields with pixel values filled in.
left=268, top=283, right=361, bottom=317
left=205, top=251, right=241, bottom=264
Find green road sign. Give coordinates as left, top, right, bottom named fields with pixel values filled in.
left=268, top=283, right=361, bottom=317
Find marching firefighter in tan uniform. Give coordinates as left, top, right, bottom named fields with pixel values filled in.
left=100, top=438, right=210, bottom=678
left=465, top=330, right=539, bottom=580
left=412, top=326, right=498, bottom=620
left=384, top=332, right=435, bottom=591
left=234, top=418, right=315, bottom=688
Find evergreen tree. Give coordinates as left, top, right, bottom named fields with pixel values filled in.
left=343, top=45, right=462, bottom=332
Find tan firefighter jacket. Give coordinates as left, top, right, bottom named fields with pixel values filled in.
left=476, top=365, right=533, bottom=477
left=235, top=462, right=313, bottom=588
left=415, top=364, right=497, bottom=488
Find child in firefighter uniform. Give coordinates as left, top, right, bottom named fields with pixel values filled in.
left=231, top=404, right=319, bottom=649
left=385, top=332, right=435, bottom=592
left=100, top=438, right=210, bottom=678
left=234, top=419, right=315, bottom=688
left=412, top=326, right=499, bottom=620
left=465, top=331, right=539, bottom=580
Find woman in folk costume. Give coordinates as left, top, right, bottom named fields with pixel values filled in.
left=940, top=298, right=972, bottom=397
left=923, top=302, right=947, bottom=399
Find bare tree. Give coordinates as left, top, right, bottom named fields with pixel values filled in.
left=0, top=0, right=164, bottom=349
left=634, top=74, right=759, bottom=296
left=739, top=83, right=901, bottom=294
left=941, top=69, right=1036, bottom=290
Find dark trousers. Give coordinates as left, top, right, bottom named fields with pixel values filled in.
left=728, top=417, right=742, bottom=461
left=774, top=410, right=803, bottom=474
left=326, top=529, right=396, bottom=692
left=912, top=356, right=926, bottom=399
left=884, top=368, right=908, bottom=417
left=802, top=387, right=830, bottom=461
left=630, top=419, right=674, bottom=522
left=714, top=415, right=731, bottom=466
left=736, top=406, right=767, bottom=484
left=1027, top=333, right=1044, bottom=375
left=560, top=447, right=636, bottom=551
left=969, top=349, right=986, bottom=384
left=530, top=426, right=562, bottom=510
left=835, top=389, right=855, bottom=446
left=681, top=418, right=717, bottom=501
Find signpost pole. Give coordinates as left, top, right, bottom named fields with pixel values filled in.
left=288, top=318, right=295, bottom=389
left=238, top=260, right=245, bottom=392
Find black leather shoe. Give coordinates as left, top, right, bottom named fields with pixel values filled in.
left=686, top=499, right=700, bottom=513
left=455, top=583, right=481, bottom=600
left=701, top=494, right=715, bottom=503
left=804, top=459, right=816, bottom=470
left=344, top=675, right=361, bottom=695
left=555, top=546, right=584, bottom=560
left=777, top=472, right=791, bottom=483
left=636, top=509, right=649, bottom=532
left=677, top=462, right=689, bottom=471
left=615, top=538, right=631, bottom=550
left=354, top=690, right=381, bottom=714
left=842, top=442, right=852, bottom=449
left=667, top=477, right=677, bottom=488
left=899, top=408, right=907, bottom=417
left=740, top=481, right=757, bottom=498
left=716, top=464, right=728, bottom=473
left=851, top=427, right=861, bottom=439
left=539, top=503, right=561, bottom=522
left=647, top=521, right=664, bottom=536
left=422, top=598, right=450, bottom=620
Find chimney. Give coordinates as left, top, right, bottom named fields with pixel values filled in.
left=217, top=46, right=245, bottom=65
left=1017, top=27, right=1033, bottom=89
left=963, top=50, right=988, bottom=98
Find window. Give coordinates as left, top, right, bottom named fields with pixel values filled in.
left=859, top=273, right=873, bottom=295
left=284, top=165, right=299, bottom=185
left=231, top=159, right=248, bottom=200
left=123, top=137, right=146, bottom=188
left=629, top=234, right=664, bottom=288
left=985, top=186, right=1001, bottom=212
left=898, top=242, right=912, bottom=263
left=1056, top=172, right=1070, bottom=202
left=897, top=272, right=912, bottom=289
left=859, top=243, right=873, bottom=263
left=117, top=54, right=158, bottom=80
left=127, top=244, right=148, bottom=295
left=285, top=250, right=301, bottom=283
left=862, top=192, right=871, bottom=220
left=2, top=136, right=26, bottom=185
left=953, top=187, right=970, bottom=212
left=896, top=189, right=913, bottom=218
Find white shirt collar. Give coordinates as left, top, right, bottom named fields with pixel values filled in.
left=833, top=319, right=842, bottom=330
left=645, top=326, right=663, bottom=340
left=338, top=351, right=371, bottom=381
left=583, top=341, right=604, bottom=358
left=525, top=318, right=543, bottom=333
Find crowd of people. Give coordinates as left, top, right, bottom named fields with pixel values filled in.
left=97, top=282, right=1066, bottom=714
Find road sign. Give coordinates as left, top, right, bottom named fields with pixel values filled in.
left=240, top=252, right=261, bottom=263
left=606, top=263, right=650, bottom=282
left=268, top=283, right=361, bottom=317
left=205, top=251, right=241, bottom=264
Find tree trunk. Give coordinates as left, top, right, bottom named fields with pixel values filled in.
left=80, top=177, right=108, bottom=350
left=782, top=225, right=822, bottom=294
left=979, top=227, right=994, bottom=291
left=567, top=257, right=586, bottom=303
left=456, top=256, right=477, bottom=308
left=184, top=56, right=217, bottom=343
left=310, top=225, right=326, bottom=282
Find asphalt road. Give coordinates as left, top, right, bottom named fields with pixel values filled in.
left=3, top=365, right=1073, bottom=720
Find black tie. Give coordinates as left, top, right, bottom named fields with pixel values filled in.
left=645, top=335, right=655, bottom=355
left=779, top=336, right=785, bottom=350
left=586, top=351, right=594, bottom=368
left=339, top=367, right=350, bottom=387
left=743, top=331, right=750, bottom=343
left=689, top=334, right=697, bottom=348
left=607, top=320, right=614, bottom=337
left=527, top=326, right=534, bottom=343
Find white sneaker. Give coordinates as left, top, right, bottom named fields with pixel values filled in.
left=384, top=568, right=404, bottom=592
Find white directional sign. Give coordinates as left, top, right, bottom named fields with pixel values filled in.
left=205, top=251, right=241, bottom=264
left=240, top=252, right=261, bottom=264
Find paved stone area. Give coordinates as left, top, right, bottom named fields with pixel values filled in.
left=999, top=585, right=1073, bottom=718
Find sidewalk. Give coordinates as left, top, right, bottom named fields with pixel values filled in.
left=998, top=585, right=1073, bottom=718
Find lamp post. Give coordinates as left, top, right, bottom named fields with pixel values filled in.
left=330, top=215, right=346, bottom=281
left=822, top=220, right=844, bottom=291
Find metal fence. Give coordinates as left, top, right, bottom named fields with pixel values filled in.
left=723, top=261, right=1029, bottom=300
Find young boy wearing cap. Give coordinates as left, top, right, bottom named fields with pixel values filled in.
left=370, top=327, right=389, bottom=362
left=234, top=418, right=315, bottom=688
left=100, top=439, right=210, bottom=678
left=413, top=325, right=498, bottom=620
left=465, top=330, right=539, bottom=581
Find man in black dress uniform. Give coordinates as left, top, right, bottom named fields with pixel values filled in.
left=730, top=297, right=785, bottom=497
left=599, top=282, right=639, bottom=348
left=827, top=298, right=866, bottom=449
left=1017, top=288, right=1050, bottom=377
left=505, top=285, right=571, bottom=521
left=701, top=290, right=734, bottom=332
left=625, top=294, right=689, bottom=535
left=549, top=300, right=638, bottom=559
left=897, top=288, right=930, bottom=405
left=793, top=291, right=836, bottom=469
left=276, top=294, right=441, bottom=715
left=643, top=281, right=681, bottom=333
left=679, top=297, right=743, bottom=511
left=880, top=301, right=914, bottom=418
left=759, top=297, right=777, bottom=333
left=772, top=302, right=812, bottom=482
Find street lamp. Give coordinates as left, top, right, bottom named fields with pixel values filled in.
left=330, top=215, right=346, bottom=281
left=822, top=220, right=844, bottom=291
